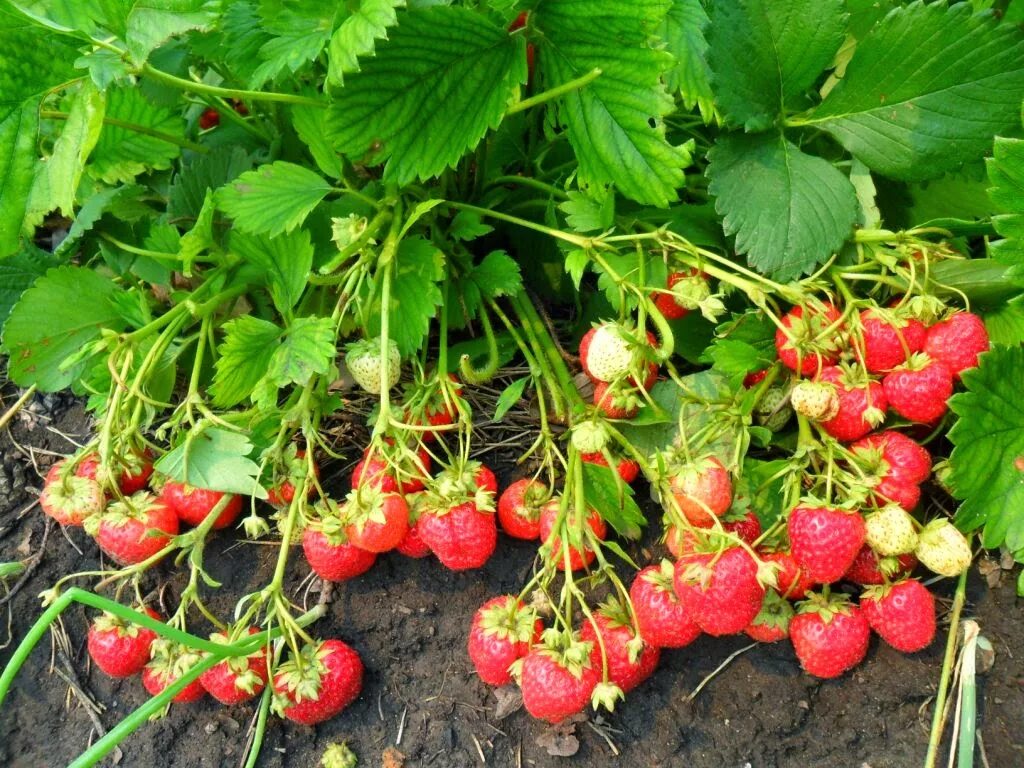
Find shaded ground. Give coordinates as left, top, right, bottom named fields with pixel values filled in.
left=0, top=389, right=1021, bottom=768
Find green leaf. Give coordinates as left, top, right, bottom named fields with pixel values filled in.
left=250, top=0, right=336, bottom=87
left=229, top=228, right=313, bottom=317
left=327, top=7, right=525, bottom=184
left=707, top=0, right=846, bottom=131
left=926, top=259, right=1024, bottom=306
left=398, top=199, right=444, bottom=239
left=493, top=376, right=528, bottom=420
left=55, top=184, right=143, bottom=258
left=906, top=166, right=991, bottom=230
left=215, top=161, right=331, bottom=237
left=449, top=210, right=493, bottom=242
left=327, top=0, right=405, bottom=86
left=369, top=236, right=444, bottom=356
left=0, top=245, right=56, bottom=338
left=178, top=190, right=215, bottom=274
left=662, top=0, right=714, bottom=122
left=211, top=315, right=282, bottom=407
left=88, top=86, right=185, bottom=184
left=2, top=265, right=125, bottom=391
left=559, top=188, right=614, bottom=233
left=267, top=316, right=336, bottom=387
left=707, top=339, right=769, bottom=378
left=802, top=2, right=1024, bottom=181
left=126, top=0, right=221, bottom=65
left=168, top=146, right=253, bottom=222
left=707, top=131, right=857, bottom=281
left=948, top=345, right=1024, bottom=552
left=565, top=248, right=589, bottom=290
left=582, top=461, right=645, bottom=540
left=534, top=0, right=691, bottom=207
left=190, top=1, right=268, bottom=85
left=471, top=250, right=522, bottom=299
left=25, top=84, right=106, bottom=230
left=987, top=137, right=1024, bottom=264
left=155, top=426, right=267, bottom=498
left=292, top=104, right=343, bottom=179
left=980, top=296, right=1024, bottom=346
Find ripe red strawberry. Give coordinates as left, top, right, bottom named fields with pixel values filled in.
left=844, top=545, right=917, bottom=585
left=520, top=633, right=599, bottom=723
left=143, top=641, right=205, bottom=703
left=745, top=591, right=794, bottom=643
left=653, top=269, right=707, bottom=320
left=630, top=561, right=702, bottom=648
left=593, top=381, right=639, bottom=419
left=412, top=374, right=464, bottom=442
left=86, top=492, right=179, bottom=566
left=539, top=501, right=607, bottom=571
left=418, top=500, right=497, bottom=570
left=743, top=369, right=769, bottom=388
left=199, top=628, right=269, bottom=705
left=775, top=303, right=843, bottom=376
left=923, top=312, right=989, bottom=380
left=761, top=550, right=816, bottom=600
left=497, top=478, right=547, bottom=540
left=787, top=504, right=866, bottom=584
left=117, top=449, right=155, bottom=494
left=668, top=455, right=732, bottom=527
left=198, top=107, right=220, bottom=129
left=858, top=308, right=927, bottom=373
left=790, top=593, right=870, bottom=679
left=882, top=354, right=953, bottom=423
left=396, top=491, right=432, bottom=558
left=40, top=464, right=104, bottom=526
left=303, top=506, right=377, bottom=581
left=267, top=448, right=319, bottom=507
left=87, top=607, right=161, bottom=678
left=581, top=451, right=640, bottom=483
left=673, top=547, right=765, bottom=636
left=817, top=366, right=887, bottom=442
left=160, top=481, right=242, bottom=529
left=273, top=639, right=363, bottom=725
left=467, top=596, right=541, bottom=686
left=581, top=603, right=660, bottom=693
left=860, top=579, right=936, bottom=653
left=851, top=430, right=932, bottom=485
left=723, top=509, right=762, bottom=545
left=351, top=447, right=430, bottom=494
left=664, top=524, right=699, bottom=559
left=343, top=488, right=409, bottom=553
left=471, top=462, right=498, bottom=494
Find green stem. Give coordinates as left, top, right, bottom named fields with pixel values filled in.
left=40, top=110, right=209, bottom=154
left=486, top=175, right=569, bottom=199
left=0, top=385, right=37, bottom=432
left=506, top=68, right=602, bottom=115
left=243, top=686, right=274, bottom=768
left=142, top=64, right=324, bottom=107
left=448, top=202, right=589, bottom=248
left=924, top=566, right=969, bottom=768
left=514, top=292, right=585, bottom=411
left=99, top=232, right=184, bottom=263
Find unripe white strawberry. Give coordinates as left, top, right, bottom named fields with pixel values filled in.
left=915, top=520, right=972, bottom=577
left=865, top=504, right=918, bottom=556
left=346, top=337, right=400, bottom=394
left=755, top=387, right=792, bottom=432
left=790, top=381, right=839, bottom=421
left=585, top=325, right=633, bottom=382
left=571, top=421, right=608, bottom=453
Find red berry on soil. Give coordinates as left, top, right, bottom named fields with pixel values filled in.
left=303, top=520, right=377, bottom=582
left=923, top=312, right=989, bottom=380
left=352, top=447, right=430, bottom=495
left=418, top=501, right=497, bottom=570
left=496, top=478, right=547, bottom=540
left=859, top=309, right=927, bottom=373
left=775, top=303, right=843, bottom=376
left=761, top=550, right=816, bottom=601
left=817, top=366, right=887, bottom=443
left=273, top=639, right=363, bottom=725
left=787, top=504, right=866, bottom=584
left=88, top=492, right=179, bottom=566
left=882, top=354, right=953, bottom=423
left=673, top=547, right=765, bottom=636
left=467, top=596, right=541, bottom=686
left=790, top=595, right=870, bottom=679
left=539, top=501, right=607, bottom=572
left=668, top=455, right=732, bottom=527
left=160, top=481, right=242, bottom=529
left=520, top=639, right=599, bottom=724
left=851, top=430, right=932, bottom=486
left=142, top=643, right=206, bottom=703
left=87, top=607, right=161, bottom=678
left=581, top=452, right=640, bottom=484
left=199, top=628, right=269, bottom=705
left=844, top=546, right=918, bottom=586
left=860, top=579, right=936, bottom=653
left=723, top=509, right=762, bottom=545
left=664, top=524, right=699, bottom=559
left=267, top=448, right=318, bottom=507
left=40, top=463, right=104, bottom=526
left=344, top=489, right=409, bottom=553
left=745, top=591, right=794, bottom=643
left=630, top=562, right=702, bottom=648
left=396, top=492, right=432, bottom=558
left=118, top=450, right=155, bottom=495
left=581, top=607, right=660, bottom=693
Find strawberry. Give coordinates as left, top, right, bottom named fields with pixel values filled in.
left=86, top=492, right=179, bottom=566
left=817, top=366, right=887, bottom=442
left=858, top=308, right=927, bottom=373
left=755, top=386, right=792, bottom=432
left=667, top=455, right=732, bottom=527
left=418, top=500, right=497, bottom=570
left=143, top=641, right=205, bottom=703
left=787, top=504, right=865, bottom=584
left=73, top=450, right=153, bottom=494
left=160, top=481, right=242, bottom=529
left=915, top=520, right=972, bottom=577
left=343, top=487, right=409, bottom=553
left=790, top=380, right=840, bottom=421
left=743, top=369, right=769, bottom=388
left=844, top=546, right=917, bottom=585
left=273, top=639, right=363, bottom=725
left=923, top=312, right=989, bottom=380
left=860, top=579, right=936, bottom=653
left=412, top=374, right=463, bottom=442
left=630, top=561, right=702, bottom=648
left=396, top=491, right=432, bottom=558
left=539, top=500, right=607, bottom=571
left=497, top=478, right=547, bottom=540
left=673, top=547, right=765, bottom=636
left=581, top=452, right=640, bottom=484
left=467, top=596, right=541, bottom=686
left=303, top=502, right=377, bottom=580
left=653, top=269, right=708, bottom=321
left=198, top=107, right=220, bottom=129
left=581, top=602, right=660, bottom=694
left=351, top=446, right=430, bottom=494
left=745, top=591, right=794, bottom=643
left=267, top=447, right=318, bottom=507
left=761, top=549, right=816, bottom=601
left=775, top=303, right=843, bottom=376
left=87, top=607, right=161, bottom=678
left=571, top=421, right=608, bottom=454
left=851, top=430, right=932, bottom=486
left=593, top=381, right=639, bottom=419
left=723, top=509, right=762, bottom=545
left=345, top=337, right=400, bottom=394
left=520, top=632, right=599, bottom=723
left=882, top=354, right=953, bottom=423
left=199, top=628, right=269, bottom=705
left=471, top=462, right=499, bottom=494
left=664, top=524, right=699, bottom=559
left=40, top=464, right=104, bottom=526
left=580, top=323, right=632, bottom=382
left=790, top=593, right=870, bottom=679
left=864, top=504, right=918, bottom=556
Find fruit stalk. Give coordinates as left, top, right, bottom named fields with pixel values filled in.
left=923, top=565, right=969, bottom=768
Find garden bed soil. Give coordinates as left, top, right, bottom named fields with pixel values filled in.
left=1, top=391, right=1021, bottom=768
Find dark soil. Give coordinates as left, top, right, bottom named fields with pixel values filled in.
left=1, top=388, right=1021, bottom=768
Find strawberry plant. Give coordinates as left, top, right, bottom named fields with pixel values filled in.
left=1, top=0, right=1024, bottom=765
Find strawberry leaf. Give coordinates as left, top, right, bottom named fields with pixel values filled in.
left=230, top=228, right=314, bottom=317
left=88, top=86, right=185, bottom=184
left=155, top=426, right=267, bottom=498
left=249, top=0, right=336, bottom=88
left=471, top=250, right=522, bottom=300
left=987, top=136, right=1024, bottom=265
left=367, top=236, right=444, bottom=356
left=126, top=0, right=221, bottom=66
left=0, top=245, right=57, bottom=338
left=493, top=376, right=528, bottom=421
left=216, top=161, right=331, bottom=237
left=582, top=461, right=644, bottom=540
left=661, top=0, right=714, bottom=122
left=267, top=316, right=336, bottom=388
left=211, top=316, right=282, bottom=408
left=326, top=0, right=405, bottom=87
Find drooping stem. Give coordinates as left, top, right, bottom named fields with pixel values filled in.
left=924, top=566, right=969, bottom=768
left=505, top=68, right=602, bottom=116
left=141, top=64, right=324, bottom=107
left=40, top=110, right=209, bottom=154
